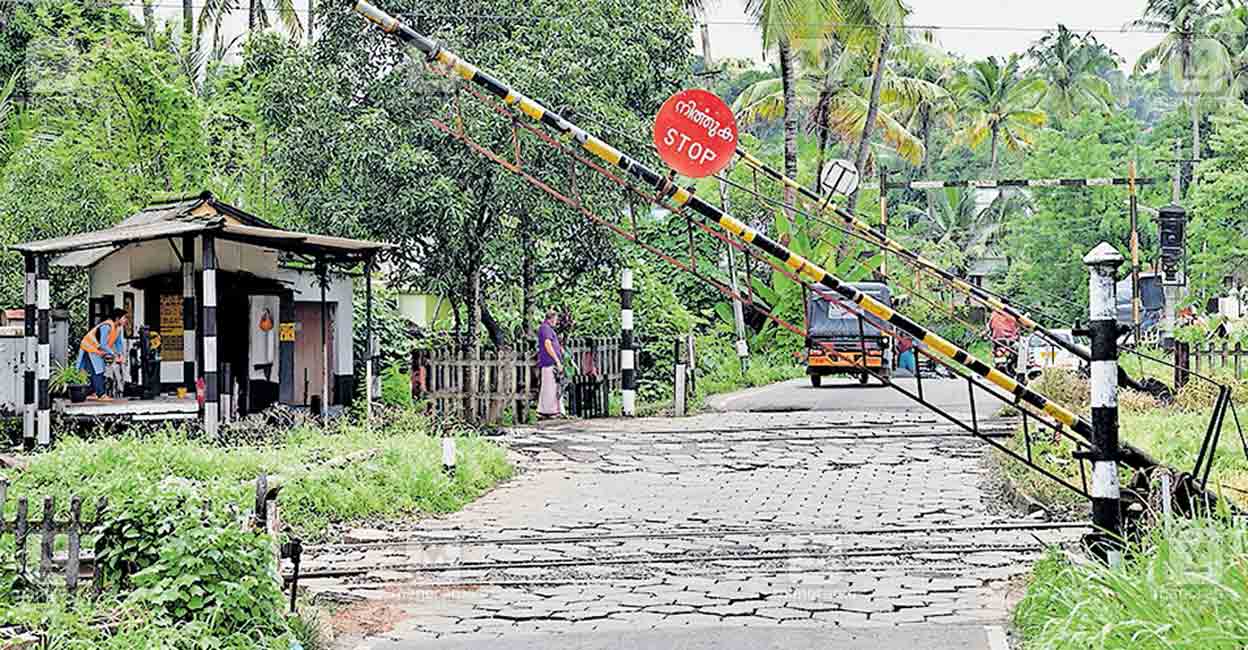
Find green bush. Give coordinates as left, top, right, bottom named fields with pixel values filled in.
left=129, top=516, right=287, bottom=640
left=2, top=409, right=514, bottom=540
left=94, top=483, right=198, bottom=589
left=380, top=363, right=413, bottom=407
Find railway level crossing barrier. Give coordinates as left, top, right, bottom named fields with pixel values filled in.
left=349, top=0, right=1237, bottom=535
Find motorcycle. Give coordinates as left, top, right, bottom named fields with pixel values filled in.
left=991, top=337, right=1019, bottom=374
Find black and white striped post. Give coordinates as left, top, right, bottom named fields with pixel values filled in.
left=22, top=253, right=35, bottom=449
left=182, top=235, right=196, bottom=393
left=36, top=255, right=50, bottom=447
left=1084, top=242, right=1124, bottom=566
left=620, top=269, right=636, bottom=417
left=202, top=235, right=219, bottom=437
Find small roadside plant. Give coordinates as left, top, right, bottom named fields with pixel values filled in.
left=48, top=362, right=88, bottom=395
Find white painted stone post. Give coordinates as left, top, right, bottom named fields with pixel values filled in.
left=620, top=269, right=636, bottom=417
left=1084, top=242, right=1124, bottom=567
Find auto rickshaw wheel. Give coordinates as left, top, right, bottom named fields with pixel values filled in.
left=810, top=374, right=822, bottom=388
left=858, top=372, right=870, bottom=385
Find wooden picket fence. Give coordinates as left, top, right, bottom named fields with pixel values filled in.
left=0, top=481, right=105, bottom=596
left=412, top=337, right=623, bottom=423
left=1189, top=342, right=1248, bottom=378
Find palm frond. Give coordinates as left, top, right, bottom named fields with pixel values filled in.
left=272, top=0, right=304, bottom=39
left=825, top=90, right=924, bottom=165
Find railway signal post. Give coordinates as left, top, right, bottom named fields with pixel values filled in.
left=1083, top=242, right=1125, bottom=566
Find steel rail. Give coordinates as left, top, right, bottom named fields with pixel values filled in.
left=304, top=521, right=1087, bottom=552
left=295, top=541, right=1046, bottom=577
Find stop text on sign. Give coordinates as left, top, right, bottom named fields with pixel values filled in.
left=652, top=89, right=738, bottom=178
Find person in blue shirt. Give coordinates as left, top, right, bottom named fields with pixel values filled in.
left=76, top=308, right=128, bottom=401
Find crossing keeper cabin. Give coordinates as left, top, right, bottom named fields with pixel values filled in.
left=12, top=192, right=387, bottom=445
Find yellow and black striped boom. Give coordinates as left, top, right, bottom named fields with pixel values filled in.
left=350, top=0, right=1161, bottom=469
left=730, top=149, right=1149, bottom=393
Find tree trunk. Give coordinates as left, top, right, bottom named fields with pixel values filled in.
left=989, top=125, right=1000, bottom=179
left=183, top=0, right=193, bottom=36
left=249, top=0, right=256, bottom=32
left=1191, top=97, right=1200, bottom=166
left=480, top=300, right=505, bottom=348
left=813, top=56, right=840, bottom=194
left=464, top=263, right=482, bottom=420
left=849, top=28, right=892, bottom=210
left=307, top=0, right=314, bottom=42
left=779, top=38, right=798, bottom=221
left=143, top=0, right=156, bottom=47
left=921, top=106, right=934, bottom=223
left=520, top=224, right=536, bottom=339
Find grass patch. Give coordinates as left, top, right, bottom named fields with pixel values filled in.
left=690, top=352, right=805, bottom=412
left=1015, top=515, right=1248, bottom=649
left=999, top=369, right=1248, bottom=509
left=0, top=409, right=514, bottom=540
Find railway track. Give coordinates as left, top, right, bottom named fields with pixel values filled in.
left=292, top=539, right=1052, bottom=580
left=303, top=520, right=1085, bottom=553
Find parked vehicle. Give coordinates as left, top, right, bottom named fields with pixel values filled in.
left=1025, top=329, right=1082, bottom=378
left=804, top=283, right=893, bottom=386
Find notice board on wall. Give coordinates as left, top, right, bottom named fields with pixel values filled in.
left=159, top=294, right=184, bottom=362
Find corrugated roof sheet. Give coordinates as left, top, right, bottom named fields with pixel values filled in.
left=20, top=192, right=387, bottom=265
left=15, top=219, right=220, bottom=254
left=221, top=224, right=388, bottom=253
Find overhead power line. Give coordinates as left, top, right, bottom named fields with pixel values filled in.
left=3, top=1, right=1219, bottom=37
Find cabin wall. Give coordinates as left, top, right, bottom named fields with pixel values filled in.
left=280, top=267, right=355, bottom=406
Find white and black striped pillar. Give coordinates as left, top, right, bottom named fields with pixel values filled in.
left=620, top=269, right=636, bottom=417
left=22, top=253, right=35, bottom=449
left=365, top=255, right=375, bottom=422
left=182, top=235, right=196, bottom=393
left=202, top=235, right=219, bottom=437
left=36, top=255, right=50, bottom=447
left=1084, top=242, right=1125, bottom=567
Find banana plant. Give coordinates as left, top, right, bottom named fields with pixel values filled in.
left=716, top=207, right=880, bottom=351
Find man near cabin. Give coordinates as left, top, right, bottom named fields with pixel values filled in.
left=536, top=308, right=563, bottom=419
left=77, top=308, right=128, bottom=401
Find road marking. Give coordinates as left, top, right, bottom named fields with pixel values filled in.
left=985, top=625, right=1009, bottom=650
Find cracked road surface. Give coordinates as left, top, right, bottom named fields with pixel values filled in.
left=310, top=387, right=1079, bottom=649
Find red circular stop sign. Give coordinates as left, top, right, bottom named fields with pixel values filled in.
left=652, top=89, right=738, bottom=178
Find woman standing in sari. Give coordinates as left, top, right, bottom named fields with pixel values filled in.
left=536, top=309, right=563, bottom=419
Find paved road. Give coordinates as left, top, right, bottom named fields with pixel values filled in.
left=706, top=377, right=1007, bottom=416
left=305, top=403, right=1078, bottom=649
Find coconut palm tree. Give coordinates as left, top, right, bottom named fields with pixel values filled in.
left=840, top=0, right=907, bottom=208
left=1028, top=25, right=1120, bottom=119
left=898, top=186, right=1030, bottom=268
left=198, top=0, right=304, bottom=41
left=730, top=56, right=932, bottom=169
left=745, top=0, right=828, bottom=219
left=951, top=55, right=1047, bottom=178
left=1132, top=0, right=1234, bottom=169
left=893, top=35, right=956, bottom=219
